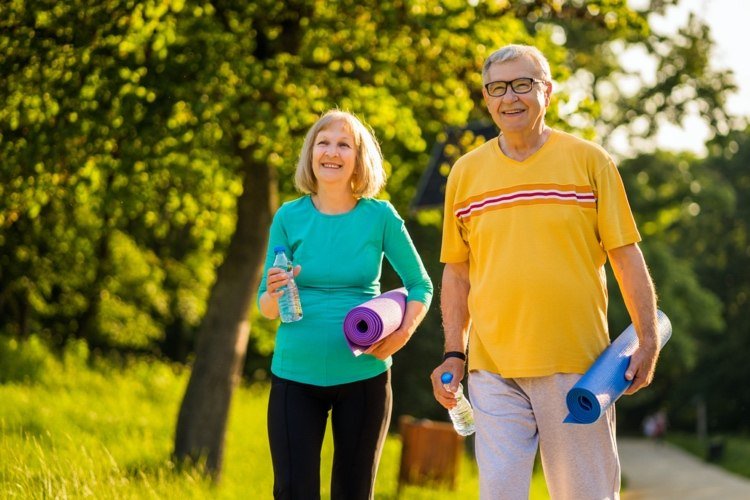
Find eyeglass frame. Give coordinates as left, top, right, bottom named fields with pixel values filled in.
left=483, top=77, right=547, bottom=97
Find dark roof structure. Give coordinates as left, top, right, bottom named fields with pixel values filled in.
left=410, top=121, right=497, bottom=212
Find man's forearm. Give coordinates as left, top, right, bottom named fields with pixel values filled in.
left=609, top=243, right=658, bottom=345
left=441, top=262, right=472, bottom=353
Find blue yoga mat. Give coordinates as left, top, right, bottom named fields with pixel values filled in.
left=564, top=310, right=672, bottom=424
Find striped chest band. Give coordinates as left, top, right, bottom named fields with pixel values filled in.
left=454, top=184, right=597, bottom=221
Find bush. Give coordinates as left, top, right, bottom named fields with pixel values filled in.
left=0, top=335, right=54, bottom=384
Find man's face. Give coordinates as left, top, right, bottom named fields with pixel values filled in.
left=482, top=56, right=551, bottom=135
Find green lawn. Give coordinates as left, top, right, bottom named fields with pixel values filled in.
left=0, top=342, right=550, bottom=499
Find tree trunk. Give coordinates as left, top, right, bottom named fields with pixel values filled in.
left=173, top=151, right=277, bottom=478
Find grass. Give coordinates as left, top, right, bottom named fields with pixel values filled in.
left=668, top=432, right=750, bottom=480
left=0, top=340, right=550, bottom=499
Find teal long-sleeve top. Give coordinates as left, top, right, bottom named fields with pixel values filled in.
left=258, top=195, right=433, bottom=386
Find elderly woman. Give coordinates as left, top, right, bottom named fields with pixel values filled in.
left=258, top=110, right=432, bottom=500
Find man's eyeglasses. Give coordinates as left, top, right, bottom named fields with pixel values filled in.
left=484, top=78, right=546, bottom=97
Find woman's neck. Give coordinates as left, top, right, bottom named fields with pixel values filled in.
left=311, top=188, right=358, bottom=215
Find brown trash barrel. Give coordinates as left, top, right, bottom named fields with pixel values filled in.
left=397, top=415, right=464, bottom=492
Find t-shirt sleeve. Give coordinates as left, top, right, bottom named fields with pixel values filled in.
left=596, top=158, right=642, bottom=250
left=382, top=202, right=433, bottom=308
left=440, top=164, right=470, bottom=263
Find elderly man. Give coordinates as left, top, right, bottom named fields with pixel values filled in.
left=431, top=44, right=660, bottom=500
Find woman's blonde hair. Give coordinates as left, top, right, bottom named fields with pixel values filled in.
left=294, top=110, right=386, bottom=198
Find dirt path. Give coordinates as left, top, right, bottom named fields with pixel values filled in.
left=619, top=437, right=750, bottom=499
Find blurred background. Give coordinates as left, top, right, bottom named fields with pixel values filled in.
left=1, top=0, right=749, bottom=496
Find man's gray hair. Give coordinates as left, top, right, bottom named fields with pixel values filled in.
left=482, top=44, right=552, bottom=84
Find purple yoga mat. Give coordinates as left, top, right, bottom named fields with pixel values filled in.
left=343, top=288, right=407, bottom=356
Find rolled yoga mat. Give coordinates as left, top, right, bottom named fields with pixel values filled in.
left=564, top=310, right=672, bottom=424
left=343, top=288, right=407, bottom=357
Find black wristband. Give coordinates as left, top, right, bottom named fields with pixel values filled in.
left=443, top=351, right=466, bottom=362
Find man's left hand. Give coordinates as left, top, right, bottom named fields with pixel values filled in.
left=624, top=340, right=659, bottom=395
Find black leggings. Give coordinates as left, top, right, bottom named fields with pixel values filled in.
left=267, top=371, right=392, bottom=500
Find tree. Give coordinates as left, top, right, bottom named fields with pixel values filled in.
left=685, top=129, right=750, bottom=432
left=0, top=1, right=238, bottom=357
left=612, top=150, right=727, bottom=427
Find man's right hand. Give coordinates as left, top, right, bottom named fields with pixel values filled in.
left=430, top=358, right=465, bottom=409
left=434, top=262, right=471, bottom=410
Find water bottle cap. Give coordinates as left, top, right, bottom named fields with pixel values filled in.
left=440, top=372, right=453, bottom=384
left=273, top=246, right=286, bottom=253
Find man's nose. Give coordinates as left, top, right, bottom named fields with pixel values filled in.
left=501, top=88, right=520, bottom=102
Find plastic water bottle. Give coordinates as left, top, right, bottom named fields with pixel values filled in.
left=273, top=246, right=302, bottom=323
left=441, top=372, right=475, bottom=436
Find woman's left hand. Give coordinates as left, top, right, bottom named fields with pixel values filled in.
left=363, top=301, right=428, bottom=359
left=363, top=328, right=411, bottom=360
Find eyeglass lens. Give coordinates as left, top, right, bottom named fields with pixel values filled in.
left=486, top=78, right=535, bottom=96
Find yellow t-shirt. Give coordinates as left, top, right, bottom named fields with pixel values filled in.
left=441, top=129, right=641, bottom=378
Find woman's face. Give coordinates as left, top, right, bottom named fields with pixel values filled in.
left=312, top=120, right=357, bottom=191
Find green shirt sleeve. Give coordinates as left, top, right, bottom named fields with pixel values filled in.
left=382, top=202, right=433, bottom=308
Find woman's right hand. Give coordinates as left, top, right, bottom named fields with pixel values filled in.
left=259, top=265, right=301, bottom=319
left=265, top=267, right=289, bottom=302
left=265, top=265, right=302, bottom=302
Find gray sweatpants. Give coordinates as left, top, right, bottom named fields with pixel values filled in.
left=469, top=370, right=620, bottom=500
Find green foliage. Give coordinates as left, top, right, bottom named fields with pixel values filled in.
left=683, top=129, right=750, bottom=432
left=0, top=335, right=53, bottom=384
left=612, top=132, right=750, bottom=433
left=0, top=0, right=240, bottom=352
left=611, top=150, right=725, bottom=428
